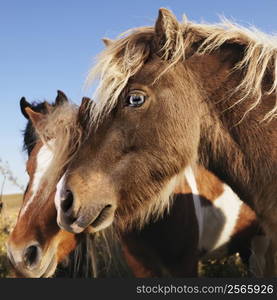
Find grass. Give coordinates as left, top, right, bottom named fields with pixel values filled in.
left=0, top=221, right=12, bottom=278
left=0, top=193, right=247, bottom=278
left=0, top=194, right=23, bottom=211
left=199, top=254, right=248, bottom=277
left=0, top=194, right=22, bottom=278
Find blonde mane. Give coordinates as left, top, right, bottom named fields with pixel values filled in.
left=86, top=15, right=277, bottom=125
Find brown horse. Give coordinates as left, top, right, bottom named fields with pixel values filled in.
left=6, top=92, right=87, bottom=277
left=52, top=9, right=276, bottom=276
left=7, top=93, right=128, bottom=278
left=7, top=93, right=265, bottom=277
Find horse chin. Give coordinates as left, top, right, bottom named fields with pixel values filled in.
left=87, top=211, right=115, bottom=234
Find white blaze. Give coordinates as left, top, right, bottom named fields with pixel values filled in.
left=199, top=183, right=242, bottom=252
left=19, top=141, right=55, bottom=217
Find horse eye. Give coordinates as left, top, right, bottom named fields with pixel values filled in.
left=126, top=94, right=145, bottom=107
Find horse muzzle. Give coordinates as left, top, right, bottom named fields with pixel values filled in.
left=6, top=240, right=57, bottom=278
left=57, top=191, right=116, bottom=234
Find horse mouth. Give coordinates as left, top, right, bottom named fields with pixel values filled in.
left=74, top=204, right=115, bottom=233
left=58, top=204, right=115, bottom=234
left=90, top=204, right=113, bottom=228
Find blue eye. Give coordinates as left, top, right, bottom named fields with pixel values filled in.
left=127, top=94, right=145, bottom=107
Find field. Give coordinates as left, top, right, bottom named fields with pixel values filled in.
left=0, top=194, right=247, bottom=278
left=0, top=194, right=22, bottom=277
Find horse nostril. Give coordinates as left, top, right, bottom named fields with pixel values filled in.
left=23, top=244, right=41, bottom=269
left=61, top=190, right=74, bottom=213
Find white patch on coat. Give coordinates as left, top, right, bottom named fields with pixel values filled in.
left=199, top=183, right=242, bottom=252
left=184, top=166, right=203, bottom=245
left=19, top=141, right=55, bottom=217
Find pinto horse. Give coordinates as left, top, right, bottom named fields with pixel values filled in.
left=7, top=93, right=264, bottom=277
left=6, top=92, right=129, bottom=278
left=6, top=92, right=91, bottom=277
left=52, top=9, right=276, bottom=276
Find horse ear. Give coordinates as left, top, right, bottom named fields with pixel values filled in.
left=55, top=90, right=68, bottom=106
left=102, top=38, right=113, bottom=47
left=154, top=8, right=181, bottom=59
left=24, top=106, right=46, bottom=132
left=20, top=97, right=33, bottom=119
left=78, top=97, right=93, bottom=129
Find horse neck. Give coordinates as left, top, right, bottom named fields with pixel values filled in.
left=190, top=48, right=275, bottom=205
left=199, top=118, right=253, bottom=204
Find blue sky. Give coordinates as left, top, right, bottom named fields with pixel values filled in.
left=1, top=0, right=277, bottom=194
